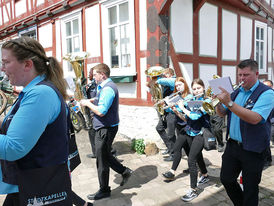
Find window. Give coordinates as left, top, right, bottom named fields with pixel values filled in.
left=61, top=11, right=82, bottom=74
left=255, top=21, right=267, bottom=73
left=102, top=0, right=136, bottom=76
left=18, top=25, right=37, bottom=39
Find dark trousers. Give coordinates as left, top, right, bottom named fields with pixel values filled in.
left=156, top=112, right=177, bottom=155
left=186, top=134, right=207, bottom=189
left=3, top=193, right=19, bottom=206
left=220, top=139, right=266, bottom=206
left=88, top=127, right=96, bottom=155
left=171, top=125, right=190, bottom=170
left=210, top=115, right=224, bottom=147
left=95, top=126, right=126, bottom=191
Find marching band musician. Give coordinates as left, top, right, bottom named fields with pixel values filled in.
left=168, top=78, right=210, bottom=202
left=216, top=59, right=274, bottom=206
left=152, top=68, right=177, bottom=161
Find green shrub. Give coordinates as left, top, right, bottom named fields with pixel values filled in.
left=131, top=138, right=145, bottom=154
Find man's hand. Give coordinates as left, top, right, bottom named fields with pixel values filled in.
left=80, top=99, right=90, bottom=107
left=217, top=87, right=231, bottom=107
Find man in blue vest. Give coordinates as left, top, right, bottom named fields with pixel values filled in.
left=216, top=59, right=274, bottom=206
left=263, top=79, right=274, bottom=167
left=80, top=63, right=132, bottom=201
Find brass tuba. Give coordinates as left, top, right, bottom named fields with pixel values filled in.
left=145, top=66, right=165, bottom=115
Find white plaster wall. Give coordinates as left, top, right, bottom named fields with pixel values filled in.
left=222, top=9, right=237, bottom=60
left=46, top=51, right=52, bottom=58
left=117, top=83, right=137, bottom=98
left=140, top=57, right=148, bottom=100
left=199, top=3, right=218, bottom=57
left=37, top=0, right=44, bottom=7
left=15, top=0, right=26, bottom=17
left=55, top=20, right=62, bottom=62
left=199, top=64, right=217, bottom=89
left=222, top=65, right=237, bottom=85
left=3, top=3, right=10, bottom=23
left=0, top=9, right=2, bottom=25
left=139, top=0, right=147, bottom=51
left=268, top=27, right=273, bottom=62
left=240, top=16, right=252, bottom=60
left=179, top=62, right=192, bottom=89
left=170, top=0, right=193, bottom=54
left=39, top=24, right=52, bottom=48
left=85, top=5, right=101, bottom=57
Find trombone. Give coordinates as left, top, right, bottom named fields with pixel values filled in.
left=202, top=80, right=244, bottom=115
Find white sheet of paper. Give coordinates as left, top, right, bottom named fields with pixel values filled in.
left=187, top=100, right=203, bottom=109
left=208, top=76, right=233, bottom=95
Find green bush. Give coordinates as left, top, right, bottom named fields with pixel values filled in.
left=131, top=138, right=145, bottom=154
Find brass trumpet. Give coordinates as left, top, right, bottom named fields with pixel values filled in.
left=203, top=75, right=244, bottom=115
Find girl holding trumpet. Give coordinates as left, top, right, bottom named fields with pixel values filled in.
left=163, top=78, right=210, bottom=202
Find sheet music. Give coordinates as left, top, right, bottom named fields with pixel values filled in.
left=187, top=100, right=203, bottom=109
left=208, top=76, right=234, bottom=95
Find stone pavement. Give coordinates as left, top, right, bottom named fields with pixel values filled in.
left=0, top=105, right=273, bottom=205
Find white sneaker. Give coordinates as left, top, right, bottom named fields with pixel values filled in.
left=181, top=189, right=198, bottom=202
left=197, top=175, right=209, bottom=185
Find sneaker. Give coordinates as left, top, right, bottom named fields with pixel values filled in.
left=181, top=189, right=198, bottom=202
left=120, top=168, right=133, bottom=186
left=162, top=171, right=175, bottom=180
left=197, top=175, right=209, bottom=185
left=161, top=149, right=169, bottom=155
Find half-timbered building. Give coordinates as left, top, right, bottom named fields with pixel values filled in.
left=0, top=0, right=273, bottom=106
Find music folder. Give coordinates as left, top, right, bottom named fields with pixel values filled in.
left=208, top=76, right=234, bottom=95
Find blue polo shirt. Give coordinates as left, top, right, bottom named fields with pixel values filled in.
left=229, top=80, right=274, bottom=142
left=0, top=75, right=61, bottom=194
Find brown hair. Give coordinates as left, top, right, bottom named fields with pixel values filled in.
left=2, top=36, right=67, bottom=99
left=163, top=68, right=174, bottom=76
left=93, top=63, right=110, bottom=78
left=174, top=77, right=190, bottom=98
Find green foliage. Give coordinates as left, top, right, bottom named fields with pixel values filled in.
left=131, top=138, right=145, bottom=154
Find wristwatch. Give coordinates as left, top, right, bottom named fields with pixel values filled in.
left=227, top=101, right=234, bottom=108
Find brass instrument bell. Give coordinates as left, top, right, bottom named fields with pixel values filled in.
left=145, top=66, right=166, bottom=115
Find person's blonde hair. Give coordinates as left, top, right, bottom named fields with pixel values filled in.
left=92, top=63, right=110, bottom=78
left=2, top=37, right=67, bottom=100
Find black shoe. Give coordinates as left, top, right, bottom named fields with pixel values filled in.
left=87, top=190, right=111, bottom=200
left=183, top=168, right=190, bottom=174
left=120, top=168, right=133, bottom=186
left=162, top=171, right=175, bottom=180
left=87, top=203, right=93, bottom=206
left=164, top=155, right=174, bottom=162
left=86, top=154, right=96, bottom=158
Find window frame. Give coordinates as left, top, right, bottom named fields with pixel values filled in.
left=18, top=25, right=37, bottom=39
left=60, top=10, right=83, bottom=77
left=254, top=21, right=267, bottom=74
left=101, top=0, right=136, bottom=77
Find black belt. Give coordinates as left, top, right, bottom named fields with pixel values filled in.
left=228, top=138, right=243, bottom=146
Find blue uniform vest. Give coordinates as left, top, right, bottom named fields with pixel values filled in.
left=226, top=82, right=271, bottom=153
left=93, top=81, right=119, bottom=130
left=184, top=96, right=210, bottom=134
left=0, top=81, right=68, bottom=185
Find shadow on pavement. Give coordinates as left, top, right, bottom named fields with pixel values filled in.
left=108, top=165, right=158, bottom=205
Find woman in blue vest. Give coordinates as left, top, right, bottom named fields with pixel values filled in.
left=174, top=78, right=210, bottom=202
left=0, top=37, right=91, bottom=206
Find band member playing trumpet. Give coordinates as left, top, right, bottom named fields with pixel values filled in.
left=154, top=68, right=177, bottom=161
left=216, top=59, right=274, bottom=206
left=164, top=78, right=210, bottom=202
